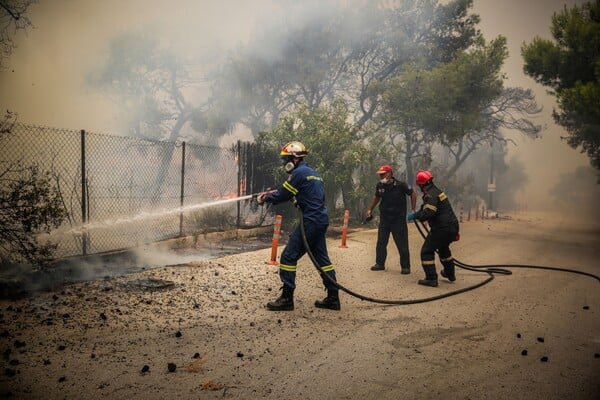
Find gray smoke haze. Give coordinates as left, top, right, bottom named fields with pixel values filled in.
left=472, top=0, right=598, bottom=219
left=0, top=0, right=597, bottom=218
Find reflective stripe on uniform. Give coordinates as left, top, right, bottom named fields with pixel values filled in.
left=440, top=256, right=453, bottom=262
left=319, top=264, right=335, bottom=272
left=439, top=192, right=447, bottom=201
left=422, top=260, right=435, bottom=265
left=283, top=181, right=298, bottom=195
left=424, top=204, right=437, bottom=212
left=279, top=263, right=297, bottom=272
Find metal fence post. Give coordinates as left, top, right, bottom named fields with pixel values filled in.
left=80, top=129, right=88, bottom=256
left=179, top=141, right=186, bottom=237
left=236, top=140, right=241, bottom=228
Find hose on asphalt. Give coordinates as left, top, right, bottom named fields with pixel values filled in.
left=298, top=208, right=599, bottom=305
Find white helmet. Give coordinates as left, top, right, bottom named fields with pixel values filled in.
left=280, top=141, right=308, bottom=157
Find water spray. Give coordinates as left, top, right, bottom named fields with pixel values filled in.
left=70, top=193, right=258, bottom=234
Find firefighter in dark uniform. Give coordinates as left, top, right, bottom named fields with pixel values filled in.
left=365, top=165, right=416, bottom=274
left=257, top=141, right=340, bottom=311
left=408, top=170, right=460, bottom=287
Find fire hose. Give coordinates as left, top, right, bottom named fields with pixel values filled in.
left=295, top=207, right=600, bottom=305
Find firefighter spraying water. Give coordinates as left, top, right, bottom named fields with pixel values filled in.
left=67, top=150, right=598, bottom=308
left=256, top=141, right=341, bottom=311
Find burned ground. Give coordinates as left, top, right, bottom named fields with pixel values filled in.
left=1, top=214, right=599, bottom=400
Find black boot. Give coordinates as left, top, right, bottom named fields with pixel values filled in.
left=418, top=265, right=438, bottom=287
left=440, top=259, right=456, bottom=282
left=266, top=286, right=294, bottom=311
left=315, top=290, right=341, bottom=310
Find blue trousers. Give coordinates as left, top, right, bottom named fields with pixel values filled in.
left=278, top=220, right=337, bottom=291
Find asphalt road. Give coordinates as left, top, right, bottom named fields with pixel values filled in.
left=1, top=212, right=599, bottom=399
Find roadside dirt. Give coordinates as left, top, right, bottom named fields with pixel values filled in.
left=1, top=212, right=599, bottom=400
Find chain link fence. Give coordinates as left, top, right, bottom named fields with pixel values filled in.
left=1, top=123, right=274, bottom=260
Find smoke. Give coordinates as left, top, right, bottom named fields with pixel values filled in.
left=0, top=0, right=596, bottom=215
left=1, top=228, right=262, bottom=297
left=549, top=165, right=600, bottom=222
left=472, top=0, right=595, bottom=214
left=0, top=0, right=285, bottom=132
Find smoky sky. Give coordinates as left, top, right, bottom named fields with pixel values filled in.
left=0, top=0, right=596, bottom=215
left=472, top=0, right=596, bottom=215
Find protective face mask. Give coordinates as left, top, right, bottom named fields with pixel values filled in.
left=380, top=178, right=390, bottom=184
left=284, top=161, right=295, bottom=173
left=282, top=156, right=295, bottom=173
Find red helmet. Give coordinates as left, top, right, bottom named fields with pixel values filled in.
left=416, top=170, right=433, bottom=186
left=376, top=165, right=393, bottom=174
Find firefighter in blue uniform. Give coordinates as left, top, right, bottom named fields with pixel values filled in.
left=257, top=141, right=340, bottom=311
left=408, top=170, right=460, bottom=287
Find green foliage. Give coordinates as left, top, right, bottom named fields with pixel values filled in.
left=264, top=99, right=366, bottom=216
left=378, top=36, right=508, bottom=182
left=556, top=78, right=600, bottom=169
left=521, top=37, right=563, bottom=89
left=426, top=0, right=482, bottom=65
left=402, top=38, right=505, bottom=139
left=522, top=0, right=600, bottom=170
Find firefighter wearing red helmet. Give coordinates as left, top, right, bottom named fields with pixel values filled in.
left=415, top=170, right=433, bottom=186
left=257, top=141, right=340, bottom=311
left=408, top=170, right=460, bottom=287
left=365, top=164, right=417, bottom=274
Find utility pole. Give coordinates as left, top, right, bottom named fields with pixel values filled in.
left=488, top=138, right=495, bottom=210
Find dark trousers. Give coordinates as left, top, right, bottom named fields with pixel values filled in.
left=279, top=221, right=337, bottom=291
left=420, top=227, right=457, bottom=264
left=376, top=216, right=410, bottom=269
